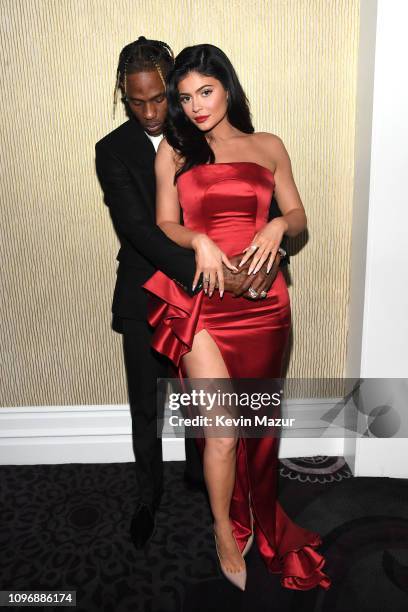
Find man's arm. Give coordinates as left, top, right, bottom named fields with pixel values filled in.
left=95, top=141, right=201, bottom=296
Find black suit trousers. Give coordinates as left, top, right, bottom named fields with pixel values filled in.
left=121, top=319, right=203, bottom=509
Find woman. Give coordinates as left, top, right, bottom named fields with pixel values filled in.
left=143, top=44, right=331, bottom=592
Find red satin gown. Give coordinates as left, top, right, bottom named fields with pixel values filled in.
left=143, top=161, right=331, bottom=590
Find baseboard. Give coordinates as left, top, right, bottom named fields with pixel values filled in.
left=0, top=401, right=345, bottom=465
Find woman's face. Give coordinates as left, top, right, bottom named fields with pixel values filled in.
left=177, top=71, right=228, bottom=131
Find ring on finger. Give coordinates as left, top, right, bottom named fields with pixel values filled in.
left=260, top=290, right=267, bottom=298
left=248, top=287, right=258, bottom=299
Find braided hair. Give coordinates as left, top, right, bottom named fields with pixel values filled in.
left=113, top=36, right=174, bottom=116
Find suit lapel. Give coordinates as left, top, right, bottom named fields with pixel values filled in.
left=127, top=119, right=156, bottom=168
left=124, top=120, right=157, bottom=220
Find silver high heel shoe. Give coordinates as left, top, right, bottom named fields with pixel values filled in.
left=241, top=504, right=255, bottom=557
left=214, top=503, right=255, bottom=590
left=214, top=529, right=247, bottom=591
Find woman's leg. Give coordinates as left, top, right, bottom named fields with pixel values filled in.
left=182, top=329, right=244, bottom=573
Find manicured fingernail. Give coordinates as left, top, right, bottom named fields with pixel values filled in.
left=192, top=284, right=196, bottom=291
left=220, top=291, right=224, bottom=298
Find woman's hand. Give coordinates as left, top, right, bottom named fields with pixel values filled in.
left=192, top=234, right=238, bottom=297
left=239, top=217, right=288, bottom=275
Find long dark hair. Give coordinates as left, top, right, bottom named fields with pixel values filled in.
left=164, top=44, right=254, bottom=180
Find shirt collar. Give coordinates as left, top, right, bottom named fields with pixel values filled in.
left=144, top=132, right=163, bottom=152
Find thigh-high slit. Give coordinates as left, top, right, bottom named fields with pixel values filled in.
left=143, top=269, right=331, bottom=590
left=142, top=160, right=330, bottom=590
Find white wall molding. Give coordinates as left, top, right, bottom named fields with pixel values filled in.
left=0, top=402, right=344, bottom=465
left=345, top=0, right=408, bottom=478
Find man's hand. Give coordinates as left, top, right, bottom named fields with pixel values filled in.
left=221, top=252, right=282, bottom=299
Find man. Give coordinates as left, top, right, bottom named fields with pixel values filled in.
left=95, top=36, right=289, bottom=549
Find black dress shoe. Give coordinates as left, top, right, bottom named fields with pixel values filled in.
left=130, top=503, right=155, bottom=549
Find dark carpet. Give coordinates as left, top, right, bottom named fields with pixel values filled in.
left=1, top=457, right=408, bottom=612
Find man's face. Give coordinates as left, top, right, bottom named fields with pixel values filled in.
left=123, top=71, right=168, bottom=136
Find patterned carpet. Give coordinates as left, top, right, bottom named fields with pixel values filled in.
left=0, top=457, right=407, bottom=612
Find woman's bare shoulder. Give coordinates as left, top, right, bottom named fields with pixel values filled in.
left=155, top=140, right=176, bottom=182
left=251, top=131, right=285, bottom=149
left=156, top=137, right=175, bottom=158
left=157, top=138, right=184, bottom=169
left=252, top=132, right=290, bottom=166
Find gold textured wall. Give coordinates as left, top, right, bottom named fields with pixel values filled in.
left=0, top=0, right=359, bottom=407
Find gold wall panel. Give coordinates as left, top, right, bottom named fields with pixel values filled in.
left=0, top=0, right=359, bottom=407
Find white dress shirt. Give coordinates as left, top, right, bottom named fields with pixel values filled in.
left=144, top=132, right=163, bottom=152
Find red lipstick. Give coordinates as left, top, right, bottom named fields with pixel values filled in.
left=195, top=115, right=210, bottom=123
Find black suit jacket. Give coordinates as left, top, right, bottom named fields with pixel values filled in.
left=95, top=118, right=289, bottom=323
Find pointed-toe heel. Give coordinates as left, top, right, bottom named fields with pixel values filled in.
left=242, top=503, right=255, bottom=557
left=242, top=531, right=254, bottom=557
left=214, top=531, right=247, bottom=591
